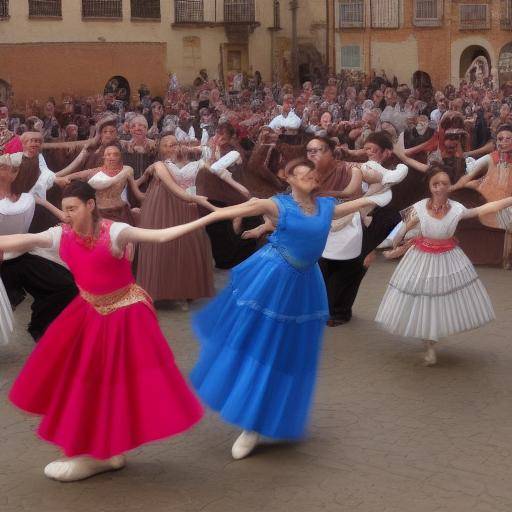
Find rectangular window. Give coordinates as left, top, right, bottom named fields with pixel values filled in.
left=82, top=0, right=122, bottom=19
left=174, top=0, right=204, bottom=22
left=339, top=0, right=364, bottom=28
left=131, top=0, right=160, bottom=19
left=224, top=0, right=255, bottom=23
left=341, top=45, right=361, bottom=68
left=0, top=0, right=8, bottom=18
left=371, top=0, right=399, bottom=28
left=414, top=0, right=442, bottom=26
left=501, top=0, right=512, bottom=29
left=29, top=0, right=62, bottom=17
left=459, top=4, right=489, bottom=30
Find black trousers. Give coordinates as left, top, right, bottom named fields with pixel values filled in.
left=1, top=254, right=78, bottom=341
left=205, top=216, right=262, bottom=269
left=319, top=256, right=366, bottom=321
left=319, top=206, right=401, bottom=321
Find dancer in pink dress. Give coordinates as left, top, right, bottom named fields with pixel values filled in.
left=2, top=181, right=205, bottom=482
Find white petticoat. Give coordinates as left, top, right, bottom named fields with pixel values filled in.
left=375, top=246, right=495, bottom=341
left=0, top=277, right=13, bottom=345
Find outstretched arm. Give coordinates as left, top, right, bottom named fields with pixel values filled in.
left=154, top=162, right=217, bottom=211
left=451, top=155, right=490, bottom=191
left=0, top=232, right=52, bottom=254
left=332, top=195, right=387, bottom=220
left=394, top=143, right=429, bottom=173
left=116, top=198, right=278, bottom=248
left=464, top=196, right=512, bottom=219
left=34, top=196, right=67, bottom=223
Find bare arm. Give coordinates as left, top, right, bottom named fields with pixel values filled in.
left=451, top=154, right=490, bottom=191
left=464, top=140, right=495, bottom=158
left=392, top=216, right=419, bottom=248
left=0, top=232, right=52, bottom=254
left=393, top=146, right=428, bottom=173
left=341, top=166, right=363, bottom=198
left=154, top=162, right=217, bottom=212
left=332, top=195, right=385, bottom=220
left=55, top=148, right=89, bottom=177
left=127, top=173, right=146, bottom=204
left=34, top=196, right=67, bottom=223
left=464, top=196, right=512, bottom=219
left=116, top=198, right=278, bottom=247
left=67, top=168, right=96, bottom=181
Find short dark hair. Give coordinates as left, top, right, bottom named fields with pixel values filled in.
left=364, top=131, right=393, bottom=151
left=309, top=136, right=336, bottom=154
left=62, top=181, right=101, bottom=222
left=62, top=180, right=96, bottom=202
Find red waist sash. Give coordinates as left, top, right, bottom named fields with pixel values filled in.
left=413, top=237, right=457, bottom=253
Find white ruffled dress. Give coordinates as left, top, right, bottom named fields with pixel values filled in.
left=375, top=199, right=495, bottom=341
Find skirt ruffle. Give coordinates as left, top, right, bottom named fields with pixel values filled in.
left=9, top=296, right=203, bottom=459
left=191, top=245, right=327, bottom=439
left=376, top=246, right=495, bottom=341
left=0, top=278, right=13, bottom=346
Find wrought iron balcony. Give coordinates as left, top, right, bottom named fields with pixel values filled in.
left=29, top=0, right=62, bottom=17
left=174, top=0, right=256, bottom=25
left=131, top=0, right=161, bottom=19
left=82, top=0, right=122, bottom=19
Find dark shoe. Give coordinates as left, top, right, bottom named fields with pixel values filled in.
left=326, top=317, right=351, bottom=327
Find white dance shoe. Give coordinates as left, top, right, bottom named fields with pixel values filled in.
left=44, top=455, right=126, bottom=482
left=423, top=342, right=437, bottom=367
left=231, top=431, right=260, bottom=460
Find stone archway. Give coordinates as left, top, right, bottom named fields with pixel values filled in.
left=0, top=79, right=11, bottom=105
left=104, top=76, right=131, bottom=105
left=459, top=45, right=491, bottom=85
left=498, top=42, right=512, bottom=87
left=298, top=43, right=324, bottom=85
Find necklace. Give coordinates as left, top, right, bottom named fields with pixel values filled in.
left=292, top=193, right=316, bottom=215
left=428, top=199, right=450, bottom=215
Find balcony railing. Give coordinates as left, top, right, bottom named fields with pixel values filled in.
left=29, top=0, right=62, bottom=17
left=224, top=0, right=254, bottom=23
left=131, top=0, right=161, bottom=19
left=82, top=0, right=122, bottom=19
left=460, top=3, right=489, bottom=30
left=0, top=0, right=8, bottom=18
left=174, top=0, right=255, bottom=24
left=413, top=0, right=442, bottom=27
left=339, top=0, right=364, bottom=28
left=370, top=0, right=399, bottom=28
left=501, top=0, right=512, bottom=29
left=175, top=0, right=204, bottom=22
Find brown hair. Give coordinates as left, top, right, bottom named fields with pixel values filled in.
left=283, top=158, right=315, bottom=178
left=424, top=162, right=453, bottom=191
left=62, top=181, right=100, bottom=223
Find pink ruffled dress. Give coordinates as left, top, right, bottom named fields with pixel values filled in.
left=9, top=220, right=203, bottom=459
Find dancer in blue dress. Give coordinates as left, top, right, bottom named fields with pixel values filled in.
left=190, top=158, right=391, bottom=459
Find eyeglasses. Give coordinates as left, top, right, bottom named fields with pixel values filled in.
left=306, top=147, right=324, bottom=155
left=497, top=136, right=512, bottom=142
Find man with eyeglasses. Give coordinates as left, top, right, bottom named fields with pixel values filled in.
left=310, top=134, right=404, bottom=326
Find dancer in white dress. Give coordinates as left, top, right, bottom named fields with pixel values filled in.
left=376, top=164, right=512, bottom=365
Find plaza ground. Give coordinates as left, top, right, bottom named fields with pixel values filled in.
left=1, top=258, right=512, bottom=512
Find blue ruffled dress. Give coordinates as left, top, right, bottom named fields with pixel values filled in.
left=191, top=194, right=336, bottom=439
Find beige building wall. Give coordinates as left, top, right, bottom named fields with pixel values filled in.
left=0, top=0, right=294, bottom=103
left=334, top=0, right=512, bottom=89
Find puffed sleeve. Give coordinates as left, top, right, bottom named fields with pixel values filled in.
left=109, top=222, right=131, bottom=257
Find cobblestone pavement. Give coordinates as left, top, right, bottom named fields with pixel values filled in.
left=1, top=259, right=512, bottom=512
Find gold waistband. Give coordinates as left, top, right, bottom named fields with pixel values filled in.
left=79, top=283, right=154, bottom=315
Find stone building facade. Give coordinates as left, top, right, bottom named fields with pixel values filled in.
left=333, top=0, right=512, bottom=88
left=0, top=0, right=326, bottom=104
